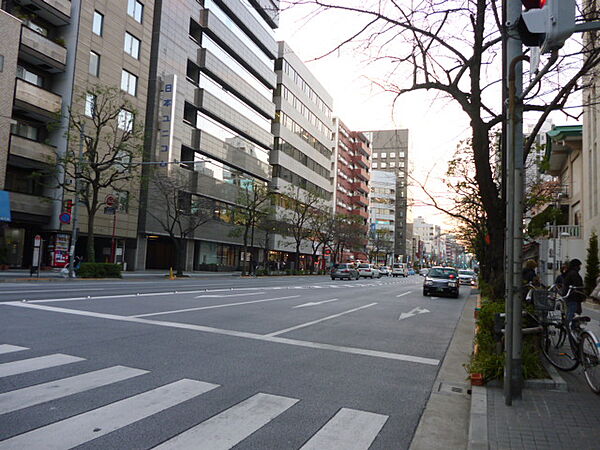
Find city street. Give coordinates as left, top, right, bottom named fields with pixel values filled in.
left=0, top=275, right=470, bottom=449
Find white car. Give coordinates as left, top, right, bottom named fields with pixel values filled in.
left=392, top=263, right=408, bottom=277
left=378, top=266, right=390, bottom=277
left=458, top=269, right=477, bottom=285
left=357, top=263, right=380, bottom=278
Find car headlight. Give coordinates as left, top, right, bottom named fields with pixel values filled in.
left=471, top=279, right=475, bottom=285
left=448, top=282, right=457, bottom=287
left=425, top=280, right=433, bottom=286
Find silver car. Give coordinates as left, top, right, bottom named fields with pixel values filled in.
left=458, top=269, right=476, bottom=285
left=331, top=263, right=359, bottom=280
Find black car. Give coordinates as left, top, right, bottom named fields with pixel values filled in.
left=423, top=267, right=460, bottom=298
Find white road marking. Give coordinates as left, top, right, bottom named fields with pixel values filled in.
left=0, top=379, right=218, bottom=450
left=431, top=297, right=439, bottom=300
left=0, top=354, right=84, bottom=378
left=265, top=303, right=378, bottom=337
left=2, top=302, right=440, bottom=366
left=155, top=393, right=298, bottom=450
left=398, top=306, right=430, bottom=321
left=194, top=292, right=265, bottom=298
left=300, top=408, right=388, bottom=450
left=132, top=295, right=301, bottom=318
left=0, top=288, right=102, bottom=295
left=293, top=298, right=339, bottom=309
left=0, top=365, right=148, bottom=414
left=0, top=344, right=28, bottom=355
left=396, top=292, right=412, bottom=298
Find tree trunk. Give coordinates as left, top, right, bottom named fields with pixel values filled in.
left=86, top=212, right=96, bottom=262
left=242, top=227, right=249, bottom=276
left=171, top=237, right=183, bottom=277
left=295, top=242, right=301, bottom=271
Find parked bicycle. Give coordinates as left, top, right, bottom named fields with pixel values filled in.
left=532, top=285, right=600, bottom=394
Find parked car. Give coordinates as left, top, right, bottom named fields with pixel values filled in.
left=378, top=266, right=390, bottom=277
left=423, top=267, right=460, bottom=298
left=419, top=268, right=429, bottom=277
left=330, top=263, right=359, bottom=280
left=458, top=269, right=477, bottom=286
left=358, top=263, right=380, bottom=278
left=392, top=263, right=408, bottom=277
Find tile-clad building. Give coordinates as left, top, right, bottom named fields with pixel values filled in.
left=369, top=169, right=396, bottom=264
left=270, top=41, right=334, bottom=267
left=0, top=0, right=152, bottom=269
left=332, top=119, right=371, bottom=222
left=137, top=0, right=279, bottom=270
left=365, top=129, right=409, bottom=261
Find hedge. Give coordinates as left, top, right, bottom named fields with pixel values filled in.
left=77, top=263, right=122, bottom=278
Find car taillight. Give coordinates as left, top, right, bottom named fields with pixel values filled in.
left=342, top=269, right=349, bottom=273
left=365, top=269, right=371, bottom=272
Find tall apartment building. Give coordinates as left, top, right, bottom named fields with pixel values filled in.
left=0, top=0, right=152, bottom=269
left=368, top=169, right=396, bottom=264
left=332, top=119, right=370, bottom=221
left=137, top=0, right=279, bottom=270
left=365, top=129, right=409, bottom=260
left=271, top=42, right=334, bottom=267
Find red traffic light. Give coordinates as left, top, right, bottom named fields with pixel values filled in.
left=522, top=0, right=546, bottom=10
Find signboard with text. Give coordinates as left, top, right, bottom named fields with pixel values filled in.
left=158, top=74, right=178, bottom=166
left=0, top=190, right=11, bottom=222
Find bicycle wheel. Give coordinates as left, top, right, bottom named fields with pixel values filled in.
left=542, top=322, right=579, bottom=371
left=580, top=332, right=600, bottom=394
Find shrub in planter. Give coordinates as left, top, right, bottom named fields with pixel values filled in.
left=77, top=263, right=122, bottom=278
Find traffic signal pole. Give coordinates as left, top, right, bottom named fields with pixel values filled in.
left=504, top=0, right=525, bottom=404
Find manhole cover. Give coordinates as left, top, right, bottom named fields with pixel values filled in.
left=437, top=382, right=469, bottom=396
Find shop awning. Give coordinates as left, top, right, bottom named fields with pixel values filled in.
left=0, top=191, right=11, bottom=222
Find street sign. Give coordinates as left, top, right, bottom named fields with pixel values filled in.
left=59, top=212, right=71, bottom=224
left=34, top=235, right=41, bottom=247
left=105, top=195, right=116, bottom=207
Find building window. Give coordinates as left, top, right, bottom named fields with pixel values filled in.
left=389, top=152, right=396, bottom=158
left=124, top=32, right=140, bottom=59
left=16, top=66, right=43, bottom=86
left=93, top=11, right=104, bottom=36
left=118, top=109, right=134, bottom=132
left=381, top=152, right=387, bottom=158
left=127, top=0, right=144, bottom=23
left=390, top=162, right=396, bottom=168
left=380, top=162, right=387, bottom=168
left=89, top=51, right=100, bottom=77
left=121, top=70, right=138, bottom=96
left=11, top=121, right=39, bottom=141
left=85, top=93, right=96, bottom=117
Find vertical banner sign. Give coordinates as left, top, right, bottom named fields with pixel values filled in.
left=158, top=74, right=178, bottom=167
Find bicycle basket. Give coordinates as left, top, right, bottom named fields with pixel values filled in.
left=532, top=290, right=556, bottom=311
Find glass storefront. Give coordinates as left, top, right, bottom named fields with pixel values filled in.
left=195, top=241, right=240, bottom=269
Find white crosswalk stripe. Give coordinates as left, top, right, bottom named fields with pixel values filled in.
left=0, top=365, right=148, bottom=415
left=0, top=354, right=84, bottom=378
left=0, top=379, right=218, bottom=450
left=155, top=392, right=298, bottom=449
left=0, top=345, right=28, bottom=355
left=300, top=408, right=388, bottom=450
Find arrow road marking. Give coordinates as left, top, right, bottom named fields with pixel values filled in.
left=396, top=292, right=412, bottom=298
left=398, top=306, right=430, bottom=321
left=293, top=299, right=339, bottom=309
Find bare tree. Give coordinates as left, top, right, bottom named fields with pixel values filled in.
left=369, top=228, right=394, bottom=265
left=58, top=85, right=143, bottom=261
left=283, top=0, right=600, bottom=297
left=146, top=169, right=212, bottom=276
left=279, top=185, right=325, bottom=270
left=333, top=213, right=368, bottom=263
left=307, top=208, right=336, bottom=273
left=231, top=183, right=274, bottom=275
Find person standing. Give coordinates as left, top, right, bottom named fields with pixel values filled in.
left=554, top=263, right=568, bottom=292
left=561, top=258, right=586, bottom=324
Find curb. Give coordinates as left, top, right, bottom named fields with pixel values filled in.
left=467, top=385, right=488, bottom=450
left=524, top=359, right=567, bottom=392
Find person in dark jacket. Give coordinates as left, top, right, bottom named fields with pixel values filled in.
left=561, top=258, right=586, bottom=324
left=554, top=263, right=568, bottom=292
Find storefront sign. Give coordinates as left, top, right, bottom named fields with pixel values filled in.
left=51, top=233, right=70, bottom=268
left=0, top=190, right=11, bottom=222
left=158, top=74, right=178, bottom=165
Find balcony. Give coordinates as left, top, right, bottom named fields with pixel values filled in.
left=350, top=181, right=369, bottom=194
left=9, top=192, right=53, bottom=218
left=352, top=153, right=369, bottom=169
left=350, top=208, right=368, bottom=220
left=14, top=79, right=62, bottom=120
left=20, top=26, right=67, bottom=72
left=9, top=135, right=56, bottom=165
left=17, top=0, right=71, bottom=25
left=547, top=225, right=581, bottom=239
left=350, top=194, right=368, bottom=207
left=353, top=167, right=369, bottom=182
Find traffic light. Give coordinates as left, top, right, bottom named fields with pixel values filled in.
left=519, top=0, right=575, bottom=53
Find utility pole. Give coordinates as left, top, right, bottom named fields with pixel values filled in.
left=68, top=124, right=84, bottom=278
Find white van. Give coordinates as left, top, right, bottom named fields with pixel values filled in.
left=392, top=263, right=408, bottom=277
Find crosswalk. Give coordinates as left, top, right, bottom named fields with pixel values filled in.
left=0, top=344, right=389, bottom=449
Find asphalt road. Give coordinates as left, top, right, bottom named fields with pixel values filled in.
left=0, top=275, right=470, bottom=449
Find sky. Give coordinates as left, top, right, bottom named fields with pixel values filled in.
left=275, top=4, right=472, bottom=229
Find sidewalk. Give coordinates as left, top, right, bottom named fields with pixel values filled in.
left=471, top=302, right=600, bottom=450
left=0, top=269, right=241, bottom=282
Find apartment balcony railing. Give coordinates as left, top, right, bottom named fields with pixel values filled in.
left=352, top=153, right=369, bottom=169
left=14, top=79, right=62, bottom=119
left=350, top=194, right=369, bottom=207
left=547, top=225, right=582, bottom=239
left=350, top=208, right=368, bottom=219
left=20, top=26, right=67, bottom=71
left=353, top=167, right=369, bottom=182
left=9, top=135, right=56, bottom=165
left=22, top=0, right=71, bottom=25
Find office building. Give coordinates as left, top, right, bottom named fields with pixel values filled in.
left=368, top=169, right=396, bottom=265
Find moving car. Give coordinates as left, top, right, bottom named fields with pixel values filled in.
left=392, top=263, right=408, bottom=277
left=358, top=263, right=380, bottom=278
left=423, top=267, right=460, bottom=298
left=331, top=263, right=359, bottom=280
left=419, top=268, right=429, bottom=277
left=458, top=269, right=477, bottom=286
left=378, top=266, right=390, bottom=277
